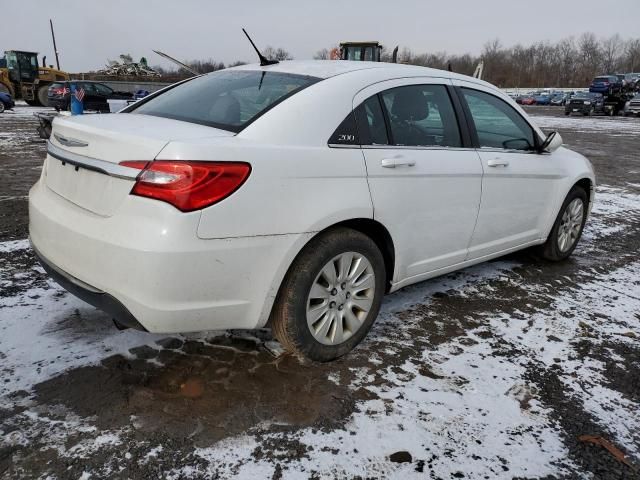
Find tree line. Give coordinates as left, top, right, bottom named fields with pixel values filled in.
left=316, top=33, right=640, bottom=88
left=151, top=33, right=640, bottom=88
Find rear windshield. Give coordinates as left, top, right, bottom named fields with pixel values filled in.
left=130, top=70, right=320, bottom=132
left=594, top=77, right=611, bottom=82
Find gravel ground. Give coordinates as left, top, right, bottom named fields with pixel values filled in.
left=0, top=104, right=639, bottom=479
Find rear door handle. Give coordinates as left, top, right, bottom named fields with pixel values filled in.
left=381, top=157, right=416, bottom=168
left=487, top=159, right=509, bottom=167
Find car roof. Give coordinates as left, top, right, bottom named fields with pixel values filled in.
left=228, top=59, right=482, bottom=83
left=66, top=80, right=108, bottom=84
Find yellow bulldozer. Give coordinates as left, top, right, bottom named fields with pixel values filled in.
left=0, top=50, right=69, bottom=106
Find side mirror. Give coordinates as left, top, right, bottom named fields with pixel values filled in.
left=539, top=131, right=563, bottom=153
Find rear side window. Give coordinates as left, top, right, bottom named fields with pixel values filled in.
left=355, top=96, right=389, bottom=145
left=379, top=85, right=461, bottom=147
left=462, top=88, right=536, bottom=151
left=130, top=70, right=319, bottom=132
left=95, top=84, right=113, bottom=96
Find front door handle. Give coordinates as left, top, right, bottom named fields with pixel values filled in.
left=381, top=157, right=416, bottom=168
left=487, top=159, right=509, bottom=167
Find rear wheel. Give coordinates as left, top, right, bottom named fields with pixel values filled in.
left=539, top=186, right=588, bottom=261
left=37, top=85, right=50, bottom=107
left=0, top=102, right=4, bottom=114
left=270, top=227, right=386, bottom=362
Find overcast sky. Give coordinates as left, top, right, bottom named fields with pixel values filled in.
left=3, top=0, right=639, bottom=72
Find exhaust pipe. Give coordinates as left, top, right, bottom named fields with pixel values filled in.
left=391, top=46, right=399, bottom=63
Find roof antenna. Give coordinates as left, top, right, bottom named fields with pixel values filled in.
left=242, top=28, right=279, bottom=66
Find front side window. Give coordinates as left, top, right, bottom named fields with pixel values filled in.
left=462, top=88, right=536, bottom=151
left=131, top=70, right=319, bottom=132
left=379, top=85, right=462, bottom=148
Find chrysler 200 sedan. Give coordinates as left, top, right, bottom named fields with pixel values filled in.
left=29, top=61, right=595, bottom=361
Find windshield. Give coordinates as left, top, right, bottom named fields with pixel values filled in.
left=131, top=70, right=320, bottom=132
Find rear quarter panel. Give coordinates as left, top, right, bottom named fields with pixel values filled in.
left=157, top=138, right=372, bottom=239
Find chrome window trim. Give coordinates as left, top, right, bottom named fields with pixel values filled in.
left=46, top=141, right=141, bottom=180
left=328, top=143, right=479, bottom=152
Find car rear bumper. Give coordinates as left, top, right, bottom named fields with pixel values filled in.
left=47, top=97, right=68, bottom=110
left=29, top=178, right=306, bottom=333
left=33, top=243, right=147, bottom=330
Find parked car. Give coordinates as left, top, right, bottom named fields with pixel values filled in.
left=627, top=73, right=640, bottom=91
left=550, top=92, right=569, bottom=106
left=625, top=93, right=640, bottom=117
left=0, top=91, right=15, bottom=113
left=29, top=61, right=595, bottom=361
left=517, top=94, right=536, bottom=105
left=589, top=75, right=623, bottom=96
left=47, top=81, right=133, bottom=112
left=565, top=92, right=605, bottom=116
left=534, top=93, right=552, bottom=105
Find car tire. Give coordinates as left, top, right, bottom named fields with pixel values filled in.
left=539, top=186, right=588, bottom=262
left=37, top=86, right=50, bottom=107
left=0, top=102, right=4, bottom=114
left=270, top=227, right=386, bottom=362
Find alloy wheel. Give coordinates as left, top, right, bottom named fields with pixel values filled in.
left=557, top=198, right=584, bottom=252
left=306, top=252, right=375, bottom=345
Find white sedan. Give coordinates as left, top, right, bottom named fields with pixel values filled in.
left=29, top=61, right=595, bottom=361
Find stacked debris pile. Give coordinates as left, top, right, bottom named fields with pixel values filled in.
left=96, top=55, right=161, bottom=77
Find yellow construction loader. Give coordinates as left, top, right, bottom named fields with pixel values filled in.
left=0, top=50, right=69, bottom=106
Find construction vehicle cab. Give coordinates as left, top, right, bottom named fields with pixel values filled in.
left=339, top=42, right=382, bottom=62
left=0, top=50, right=69, bottom=106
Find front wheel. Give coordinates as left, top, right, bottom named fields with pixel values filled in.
left=539, top=187, right=588, bottom=261
left=270, top=227, right=386, bottom=362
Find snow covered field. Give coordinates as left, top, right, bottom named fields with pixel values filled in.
left=0, top=106, right=639, bottom=479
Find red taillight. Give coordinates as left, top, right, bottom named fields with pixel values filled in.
left=50, top=87, right=65, bottom=95
left=119, top=161, right=251, bottom=212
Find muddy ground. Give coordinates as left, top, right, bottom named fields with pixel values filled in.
left=0, top=104, right=639, bottom=479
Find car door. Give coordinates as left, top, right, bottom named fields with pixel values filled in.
left=80, top=83, right=100, bottom=110
left=353, top=79, right=483, bottom=283
left=453, top=80, right=566, bottom=259
left=94, top=83, right=114, bottom=112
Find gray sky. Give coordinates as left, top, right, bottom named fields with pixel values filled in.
left=4, top=0, right=640, bottom=72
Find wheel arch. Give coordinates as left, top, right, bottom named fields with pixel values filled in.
left=260, top=218, right=397, bottom=328
left=542, top=175, right=595, bottom=241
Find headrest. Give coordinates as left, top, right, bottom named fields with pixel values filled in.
left=391, top=89, right=429, bottom=121
left=210, top=94, right=241, bottom=125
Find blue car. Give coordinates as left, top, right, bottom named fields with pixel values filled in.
left=589, top=75, right=623, bottom=96
left=534, top=93, right=552, bottom=105
left=0, top=91, right=15, bottom=113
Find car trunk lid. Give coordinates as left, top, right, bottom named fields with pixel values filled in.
left=45, top=113, right=234, bottom=216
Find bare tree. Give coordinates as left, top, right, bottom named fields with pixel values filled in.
left=601, top=34, right=623, bottom=73
left=263, top=47, right=293, bottom=61
left=623, top=38, right=640, bottom=72
left=314, top=48, right=330, bottom=60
